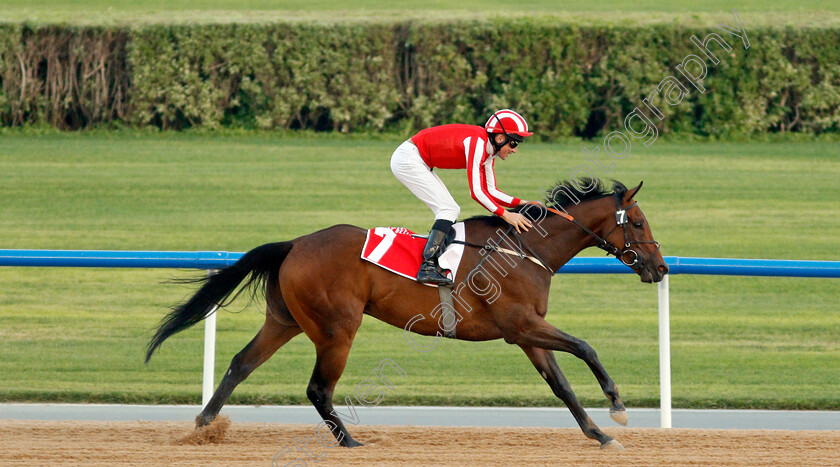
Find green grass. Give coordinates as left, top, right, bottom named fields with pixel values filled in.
left=2, top=1, right=839, bottom=26
left=0, top=130, right=838, bottom=409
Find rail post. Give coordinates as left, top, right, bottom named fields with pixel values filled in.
left=202, top=269, right=218, bottom=407
left=658, top=274, right=672, bottom=428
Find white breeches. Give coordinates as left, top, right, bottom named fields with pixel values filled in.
left=390, top=140, right=460, bottom=222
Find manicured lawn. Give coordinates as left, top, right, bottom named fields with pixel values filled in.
left=1, top=1, right=838, bottom=25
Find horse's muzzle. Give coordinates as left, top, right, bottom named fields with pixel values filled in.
left=639, top=260, right=669, bottom=283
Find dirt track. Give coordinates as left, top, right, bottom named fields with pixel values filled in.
left=2, top=419, right=838, bottom=466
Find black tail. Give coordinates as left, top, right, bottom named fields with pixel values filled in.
left=145, top=241, right=294, bottom=363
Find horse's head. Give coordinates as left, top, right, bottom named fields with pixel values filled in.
left=605, top=181, right=669, bottom=283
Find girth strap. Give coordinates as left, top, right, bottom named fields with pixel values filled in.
left=437, top=285, right=457, bottom=338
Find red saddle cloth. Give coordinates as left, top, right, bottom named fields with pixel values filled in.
left=361, top=227, right=428, bottom=281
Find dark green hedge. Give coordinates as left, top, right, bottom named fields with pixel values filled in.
left=1, top=21, right=838, bottom=137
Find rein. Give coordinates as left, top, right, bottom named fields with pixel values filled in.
left=545, top=194, right=660, bottom=268
left=543, top=206, right=623, bottom=258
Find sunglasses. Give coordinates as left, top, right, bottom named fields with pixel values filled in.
left=507, top=137, right=522, bottom=148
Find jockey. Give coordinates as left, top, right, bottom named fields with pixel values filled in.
left=390, top=109, right=534, bottom=286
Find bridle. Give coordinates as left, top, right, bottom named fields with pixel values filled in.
left=545, top=194, right=660, bottom=268
left=451, top=194, right=661, bottom=276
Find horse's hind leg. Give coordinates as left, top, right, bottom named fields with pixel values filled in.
left=519, top=345, right=623, bottom=450
left=196, top=313, right=302, bottom=427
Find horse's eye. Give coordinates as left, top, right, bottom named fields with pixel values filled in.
left=633, top=222, right=644, bottom=229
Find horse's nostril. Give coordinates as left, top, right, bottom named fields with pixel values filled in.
left=658, top=264, right=669, bottom=274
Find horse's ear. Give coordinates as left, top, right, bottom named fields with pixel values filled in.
left=624, top=181, right=643, bottom=201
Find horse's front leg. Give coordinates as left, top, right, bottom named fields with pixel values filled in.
left=519, top=345, right=623, bottom=450
left=307, top=340, right=363, bottom=448
left=504, top=314, right=627, bottom=426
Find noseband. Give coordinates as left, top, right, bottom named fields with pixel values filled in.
left=546, top=194, right=660, bottom=268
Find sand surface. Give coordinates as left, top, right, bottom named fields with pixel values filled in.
left=2, top=419, right=838, bottom=466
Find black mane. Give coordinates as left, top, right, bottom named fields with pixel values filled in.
left=546, top=178, right=626, bottom=208
left=463, top=178, right=627, bottom=227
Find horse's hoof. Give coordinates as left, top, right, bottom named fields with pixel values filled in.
left=343, top=440, right=364, bottom=448
left=610, top=409, right=628, bottom=426
left=600, top=439, right=624, bottom=451
left=195, top=414, right=214, bottom=428
left=181, top=415, right=230, bottom=445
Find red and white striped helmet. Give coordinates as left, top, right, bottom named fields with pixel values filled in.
left=484, top=109, right=533, bottom=139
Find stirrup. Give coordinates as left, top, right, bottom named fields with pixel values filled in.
left=417, top=261, right=453, bottom=286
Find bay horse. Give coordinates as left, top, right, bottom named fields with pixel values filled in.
left=145, top=179, right=668, bottom=450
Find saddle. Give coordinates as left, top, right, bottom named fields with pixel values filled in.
left=360, top=224, right=466, bottom=338
left=360, top=224, right=466, bottom=285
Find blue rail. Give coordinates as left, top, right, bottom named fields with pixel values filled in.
left=1, top=250, right=839, bottom=278
left=559, top=256, right=840, bottom=278
left=0, top=250, right=241, bottom=270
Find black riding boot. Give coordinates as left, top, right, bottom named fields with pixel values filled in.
left=416, top=219, right=454, bottom=286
